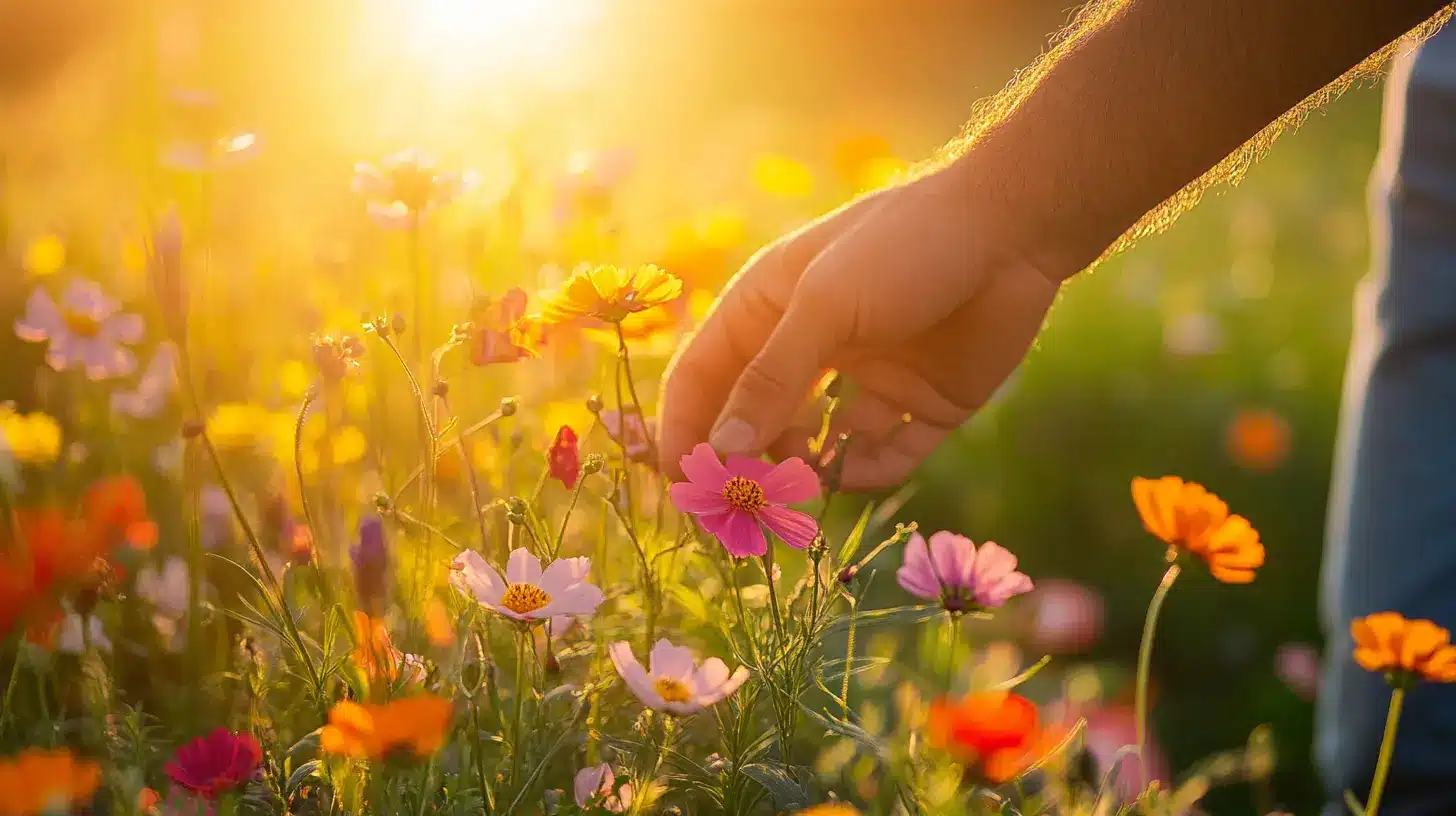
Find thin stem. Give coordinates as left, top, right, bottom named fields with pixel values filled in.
left=840, top=593, right=857, bottom=720
left=729, top=561, right=760, bottom=667
left=614, top=322, right=657, bottom=464
left=630, top=716, right=675, bottom=816
left=511, top=629, right=530, bottom=787
left=0, top=649, right=21, bottom=735
left=1134, top=561, right=1182, bottom=765
left=444, top=396, right=491, bottom=550
left=762, top=551, right=786, bottom=649
left=552, top=475, right=588, bottom=561
left=389, top=408, right=506, bottom=504
left=1366, top=684, right=1407, bottom=816
left=293, top=388, right=321, bottom=566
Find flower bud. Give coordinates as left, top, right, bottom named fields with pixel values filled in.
left=581, top=454, right=605, bottom=476
left=838, top=566, right=858, bottom=585
left=585, top=394, right=603, bottom=414
left=506, top=496, right=528, bottom=515
left=374, top=493, right=392, bottom=513
left=432, top=379, right=449, bottom=398
left=499, top=397, right=518, bottom=417
left=181, top=419, right=205, bottom=439
left=391, top=313, right=407, bottom=335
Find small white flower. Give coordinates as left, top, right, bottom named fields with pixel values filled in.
left=58, top=613, right=110, bottom=655
left=609, top=639, right=749, bottom=716
left=450, top=548, right=604, bottom=623
left=137, top=557, right=190, bottom=618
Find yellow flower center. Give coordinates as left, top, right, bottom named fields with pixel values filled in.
left=500, top=583, right=551, bottom=615
left=721, top=476, right=766, bottom=514
left=653, top=677, right=692, bottom=703
left=61, top=309, right=101, bottom=338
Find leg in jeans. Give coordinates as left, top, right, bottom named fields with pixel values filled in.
left=1320, top=23, right=1456, bottom=816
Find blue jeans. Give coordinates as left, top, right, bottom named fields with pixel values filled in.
left=1320, top=23, right=1456, bottom=816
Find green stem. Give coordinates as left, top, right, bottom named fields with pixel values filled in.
left=1134, top=561, right=1181, bottom=765
left=1366, top=684, right=1407, bottom=816
left=630, top=716, right=675, bottom=816
left=552, top=475, right=588, bottom=560
left=293, top=388, right=321, bottom=565
left=511, top=629, right=530, bottom=787
left=614, top=322, right=658, bottom=464
left=0, top=648, right=21, bottom=735
left=762, top=551, right=786, bottom=648
left=840, top=594, right=857, bottom=720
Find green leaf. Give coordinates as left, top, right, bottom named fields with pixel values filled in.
left=287, top=729, right=322, bottom=764
left=990, top=654, right=1053, bottom=691
left=665, top=583, right=709, bottom=622
left=741, top=763, right=809, bottom=810
left=801, top=705, right=886, bottom=757
left=821, top=604, right=960, bottom=637
left=1344, top=790, right=1367, bottom=816
left=286, top=759, right=321, bottom=797
left=835, top=503, right=875, bottom=564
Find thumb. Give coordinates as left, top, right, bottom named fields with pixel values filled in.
left=708, top=294, right=843, bottom=457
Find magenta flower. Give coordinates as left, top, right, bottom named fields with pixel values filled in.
left=896, top=531, right=1033, bottom=612
left=450, top=548, right=604, bottom=623
left=573, top=763, right=633, bottom=812
left=164, top=728, right=262, bottom=799
left=609, top=638, right=749, bottom=716
left=15, top=280, right=144, bottom=379
left=669, top=443, right=819, bottom=558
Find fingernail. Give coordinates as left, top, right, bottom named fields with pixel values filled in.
left=710, top=417, right=756, bottom=454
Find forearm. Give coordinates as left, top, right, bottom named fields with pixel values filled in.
left=952, top=0, right=1453, bottom=281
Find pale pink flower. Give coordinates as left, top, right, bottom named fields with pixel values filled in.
left=669, top=443, right=819, bottom=557
left=896, top=531, right=1033, bottom=611
left=450, top=548, right=603, bottom=623
left=15, top=279, right=145, bottom=379
left=573, top=763, right=632, bottom=812
left=1275, top=642, right=1320, bottom=700
left=1029, top=579, right=1106, bottom=654
left=609, top=638, right=749, bottom=715
left=600, top=409, right=654, bottom=461
left=112, top=343, right=178, bottom=419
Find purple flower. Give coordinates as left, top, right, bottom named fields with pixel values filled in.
left=352, top=516, right=389, bottom=613
left=15, top=279, right=144, bottom=380
left=600, top=409, right=654, bottom=461
left=896, top=531, right=1033, bottom=611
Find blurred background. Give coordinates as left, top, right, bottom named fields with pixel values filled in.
left=0, top=0, right=1376, bottom=811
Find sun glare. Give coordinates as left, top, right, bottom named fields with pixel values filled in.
left=400, top=0, right=602, bottom=81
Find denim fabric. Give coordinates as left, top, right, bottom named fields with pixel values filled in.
left=1320, top=24, right=1456, bottom=816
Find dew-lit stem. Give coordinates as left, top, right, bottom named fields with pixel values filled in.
left=762, top=550, right=786, bottom=648
left=1134, top=561, right=1181, bottom=767
left=841, top=594, right=857, bottom=720
left=293, top=388, right=320, bottom=565
left=630, top=715, right=676, bottom=816
left=1365, top=684, right=1407, bottom=816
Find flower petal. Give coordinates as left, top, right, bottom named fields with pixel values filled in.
left=711, top=510, right=767, bottom=558
left=693, top=658, right=749, bottom=706
left=539, top=556, right=591, bottom=594
left=536, top=581, right=604, bottom=619
left=506, top=548, right=542, bottom=585
left=724, top=455, right=776, bottom=482
left=929, top=531, right=977, bottom=591
left=760, top=505, right=817, bottom=549
left=670, top=481, right=729, bottom=515
left=680, top=443, right=731, bottom=491
left=609, top=641, right=665, bottom=709
left=757, top=457, right=821, bottom=504
left=648, top=638, right=697, bottom=682
left=451, top=550, right=505, bottom=605
left=14, top=287, right=63, bottom=342
left=897, top=533, right=942, bottom=600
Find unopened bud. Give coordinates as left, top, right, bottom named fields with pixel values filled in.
left=838, top=566, right=858, bottom=585
left=545, top=650, right=561, bottom=675
left=391, top=313, right=407, bottom=335
left=432, top=379, right=449, bottom=398
left=506, top=496, right=528, bottom=515
left=585, top=394, right=603, bottom=414
left=182, top=419, right=205, bottom=439
left=374, top=493, right=392, bottom=513
left=499, top=397, right=518, bottom=417
left=581, top=454, right=605, bottom=476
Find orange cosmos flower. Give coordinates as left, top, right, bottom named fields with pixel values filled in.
left=1225, top=408, right=1291, bottom=471
left=1351, top=612, right=1456, bottom=684
left=0, top=748, right=102, bottom=815
left=352, top=611, right=401, bottom=684
left=539, top=264, right=682, bottom=324
left=927, top=691, right=1065, bottom=783
left=424, top=598, right=455, bottom=648
left=321, top=695, right=453, bottom=760
left=795, top=806, right=861, bottom=816
left=1131, top=476, right=1265, bottom=583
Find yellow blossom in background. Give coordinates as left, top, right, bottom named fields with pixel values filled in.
left=753, top=154, right=814, bottom=199
left=278, top=360, right=312, bottom=401
left=22, top=235, right=66, bottom=277
left=542, top=401, right=595, bottom=438
left=208, top=403, right=270, bottom=451
left=688, top=289, right=716, bottom=324
left=539, top=264, right=682, bottom=323
left=331, top=426, right=368, bottom=465
left=344, top=381, right=370, bottom=417
left=0, top=409, right=62, bottom=465
left=0, top=748, right=102, bottom=814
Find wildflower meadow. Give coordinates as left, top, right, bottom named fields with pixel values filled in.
left=0, top=2, right=1428, bottom=814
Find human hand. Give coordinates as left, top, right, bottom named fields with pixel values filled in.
left=657, top=161, right=1061, bottom=491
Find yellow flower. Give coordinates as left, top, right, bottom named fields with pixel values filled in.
left=0, top=409, right=61, bottom=465
left=1131, top=476, right=1265, bottom=583
left=23, top=235, right=66, bottom=277
left=207, top=403, right=269, bottom=450
left=539, top=264, right=682, bottom=324
left=321, top=695, right=453, bottom=759
left=753, top=154, right=815, bottom=199
left=277, top=360, right=312, bottom=401
left=1352, top=612, right=1456, bottom=684
left=0, top=748, right=101, bottom=815
left=331, top=426, right=368, bottom=465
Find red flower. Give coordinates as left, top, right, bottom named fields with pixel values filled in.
left=548, top=426, right=581, bottom=488
left=928, top=691, right=1065, bottom=783
left=83, top=474, right=157, bottom=550
left=165, top=728, right=262, bottom=799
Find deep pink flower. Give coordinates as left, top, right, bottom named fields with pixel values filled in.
left=668, top=443, right=819, bottom=557
left=164, top=728, right=261, bottom=799
left=549, top=426, right=581, bottom=488
left=896, top=531, right=1033, bottom=611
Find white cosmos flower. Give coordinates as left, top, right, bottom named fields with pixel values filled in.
left=450, top=548, right=604, bottom=623
left=574, top=763, right=632, bottom=812
left=137, top=557, right=190, bottom=618
left=609, top=639, right=749, bottom=716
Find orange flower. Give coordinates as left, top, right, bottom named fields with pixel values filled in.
left=352, top=611, right=400, bottom=684
left=1131, top=476, right=1265, bottom=583
left=1351, top=612, right=1456, bottom=684
left=320, top=695, right=453, bottom=760
left=0, top=748, right=102, bottom=815
left=137, top=787, right=161, bottom=813
left=795, top=806, right=861, bottom=816
left=927, top=691, right=1064, bottom=783
left=1226, top=408, right=1291, bottom=471
left=83, top=474, right=158, bottom=551
left=424, top=598, right=455, bottom=648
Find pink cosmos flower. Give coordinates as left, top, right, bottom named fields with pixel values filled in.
left=896, top=531, right=1033, bottom=611
left=15, top=279, right=145, bottom=379
left=1029, top=579, right=1106, bottom=654
left=450, top=548, right=604, bottom=623
left=669, top=443, right=819, bottom=557
left=609, top=638, right=749, bottom=715
left=112, top=343, right=178, bottom=420
left=164, top=728, right=262, bottom=799
left=1275, top=642, right=1320, bottom=700
left=574, top=763, right=633, bottom=812
left=601, top=409, right=654, bottom=461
